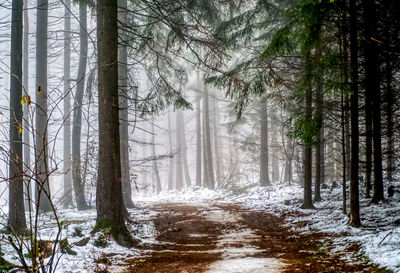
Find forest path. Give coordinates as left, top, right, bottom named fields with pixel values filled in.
left=120, top=202, right=388, bottom=273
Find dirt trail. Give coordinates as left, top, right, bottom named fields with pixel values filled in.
left=121, top=202, right=390, bottom=273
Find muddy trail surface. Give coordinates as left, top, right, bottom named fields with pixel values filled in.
left=121, top=202, right=390, bottom=273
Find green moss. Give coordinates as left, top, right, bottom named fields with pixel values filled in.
left=92, top=217, right=134, bottom=247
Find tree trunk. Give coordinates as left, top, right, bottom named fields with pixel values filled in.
left=202, top=107, right=209, bottom=188
left=23, top=0, right=32, bottom=211
left=72, top=0, right=89, bottom=211
left=271, top=131, right=279, bottom=182
left=301, top=53, right=314, bottom=209
left=9, top=0, right=26, bottom=233
left=196, top=98, right=202, bottom=187
left=151, top=120, right=162, bottom=193
left=35, top=0, right=52, bottom=212
left=259, top=99, right=271, bottom=186
left=96, top=0, right=129, bottom=243
left=167, top=111, right=174, bottom=190
left=385, top=55, right=394, bottom=182
left=175, top=110, right=184, bottom=190
left=212, top=94, right=222, bottom=184
left=349, top=0, right=361, bottom=227
left=204, top=86, right=215, bottom=189
left=314, top=64, right=324, bottom=202
left=180, top=110, right=192, bottom=187
left=363, top=0, right=383, bottom=204
left=62, top=0, right=73, bottom=208
left=118, top=0, right=134, bottom=208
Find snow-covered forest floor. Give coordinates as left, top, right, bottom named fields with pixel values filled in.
left=1, top=183, right=399, bottom=272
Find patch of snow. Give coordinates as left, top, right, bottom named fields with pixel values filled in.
left=205, top=257, right=283, bottom=273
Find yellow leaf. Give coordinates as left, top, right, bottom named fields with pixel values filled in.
left=18, top=123, right=23, bottom=134
left=37, top=86, right=42, bottom=94
left=21, top=96, right=26, bottom=105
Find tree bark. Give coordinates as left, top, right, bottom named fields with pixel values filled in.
left=349, top=0, right=361, bottom=227
left=62, top=0, right=73, bottom=208
left=35, top=0, right=52, bottom=212
left=175, top=110, right=184, bottom=190
left=180, top=111, right=192, bottom=187
left=167, top=111, right=174, bottom=190
left=212, top=94, right=222, bottom=184
left=9, top=0, right=26, bottom=233
left=203, top=85, right=215, bottom=189
left=72, top=0, right=89, bottom=211
left=259, top=99, right=271, bottom=186
left=385, top=55, right=394, bottom=182
left=23, top=0, right=32, bottom=211
left=151, top=119, right=162, bottom=193
left=118, top=0, right=134, bottom=208
left=314, top=64, right=324, bottom=202
left=301, top=53, right=314, bottom=209
left=271, top=131, right=279, bottom=182
left=96, top=0, right=129, bottom=243
left=196, top=98, right=202, bottom=187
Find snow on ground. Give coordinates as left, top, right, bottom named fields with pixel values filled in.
left=137, top=184, right=400, bottom=272
left=1, top=184, right=400, bottom=272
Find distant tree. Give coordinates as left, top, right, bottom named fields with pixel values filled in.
left=151, top=119, right=162, bottom=193
left=196, top=94, right=202, bottom=187
left=9, top=0, right=26, bottom=233
left=259, top=98, right=271, bottom=186
left=35, top=0, right=52, bottom=212
left=63, top=0, right=73, bottom=208
left=72, top=0, right=89, bottom=210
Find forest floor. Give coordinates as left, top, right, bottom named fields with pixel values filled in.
left=118, top=201, right=391, bottom=273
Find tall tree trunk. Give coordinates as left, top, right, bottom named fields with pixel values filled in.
left=212, top=94, right=222, bottom=184
left=363, top=0, right=383, bottom=203
left=349, top=0, right=361, bottom=227
left=72, top=0, right=89, bottom=211
left=202, top=107, right=209, bottom=188
left=35, top=0, right=51, bottom=212
left=301, top=53, right=314, bottom=209
left=9, top=0, right=26, bottom=233
left=167, top=111, right=174, bottom=190
left=23, top=0, right=32, bottom=211
left=96, top=0, right=129, bottom=242
left=63, top=0, right=73, bottom=208
left=259, top=99, right=271, bottom=186
left=271, top=131, right=279, bottom=182
left=196, top=98, right=202, bottom=187
left=345, top=100, right=351, bottom=182
left=180, top=110, right=192, bottom=187
left=118, top=0, right=134, bottom=208
left=175, top=111, right=184, bottom=190
left=204, top=86, right=215, bottom=189
left=314, top=64, right=324, bottom=202
left=385, top=55, right=394, bottom=182
left=151, top=119, right=162, bottom=193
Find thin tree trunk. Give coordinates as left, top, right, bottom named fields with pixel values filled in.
left=180, top=110, right=191, bottom=187
left=196, top=98, right=202, bottom=187
left=72, top=0, right=89, bottom=211
left=96, top=0, right=129, bottom=242
left=385, top=55, right=394, bottom=182
left=314, top=63, right=324, bottom=202
left=167, top=111, right=174, bottom=190
left=9, top=0, right=26, bottom=233
left=259, top=99, right=271, bottom=186
left=62, top=0, right=73, bottom=208
left=151, top=120, right=162, bottom=193
left=202, top=108, right=209, bottom=188
left=349, top=0, right=361, bottom=227
left=23, top=0, right=32, bottom=211
left=212, top=94, right=221, bottom=184
left=175, top=111, right=184, bottom=190
left=204, top=85, right=215, bottom=189
left=271, top=131, right=279, bottom=182
left=118, top=0, right=134, bottom=208
left=35, top=0, right=51, bottom=212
